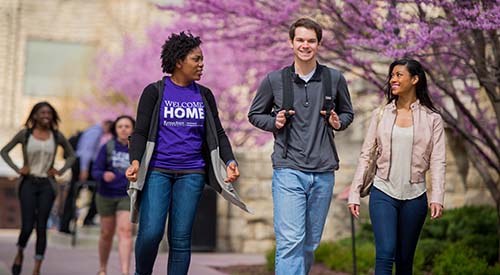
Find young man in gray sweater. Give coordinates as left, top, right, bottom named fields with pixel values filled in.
left=248, top=17, right=354, bottom=275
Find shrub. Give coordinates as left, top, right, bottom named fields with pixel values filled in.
left=265, top=245, right=275, bottom=271
left=264, top=205, right=499, bottom=274
left=432, top=244, right=500, bottom=275
left=445, top=206, right=497, bottom=241
left=421, top=205, right=497, bottom=242
left=414, top=238, right=448, bottom=273
left=316, top=239, right=375, bottom=275
left=456, top=234, right=498, bottom=265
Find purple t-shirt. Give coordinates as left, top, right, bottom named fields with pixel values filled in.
left=149, top=77, right=206, bottom=170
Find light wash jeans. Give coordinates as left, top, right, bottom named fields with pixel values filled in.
left=135, top=171, right=205, bottom=275
left=272, top=168, right=335, bottom=275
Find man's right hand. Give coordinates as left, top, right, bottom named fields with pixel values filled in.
left=126, top=160, right=140, bottom=182
left=275, top=109, right=295, bottom=129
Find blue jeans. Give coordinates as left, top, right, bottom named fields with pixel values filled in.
left=135, top=171, right=205, bottom=275
left=272, top=168, right=334, bottom=275
left=369, top=187, right=428, bottom=275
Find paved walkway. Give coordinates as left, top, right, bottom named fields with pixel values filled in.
left=0, top=229, right=265, bottom=275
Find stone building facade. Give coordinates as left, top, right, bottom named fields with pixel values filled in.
left=0, top=0, right=493, bottom=253
left=0, top=0, right=173, bottom=159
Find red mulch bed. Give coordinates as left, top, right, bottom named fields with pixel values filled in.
left=214, top=263, right=350, bottom=275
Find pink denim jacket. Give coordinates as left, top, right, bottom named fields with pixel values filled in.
left=348, top=100, right=446, bottom=206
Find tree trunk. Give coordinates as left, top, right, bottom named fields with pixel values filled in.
left=497, top=202, right=500, bottom=263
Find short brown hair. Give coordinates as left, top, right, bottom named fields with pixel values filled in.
left=289, top=17, right=323, bottom=42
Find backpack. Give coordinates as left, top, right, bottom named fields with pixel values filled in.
left=280, top=64, right=337, bottom=158
left=68, top=131, right=83, bottom=151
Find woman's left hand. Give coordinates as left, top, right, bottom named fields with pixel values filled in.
left=47, top=168, right=60, bottom=176
left=224, top=162, right=240, bottom=183
left=430, top=203, right=443, bottom=219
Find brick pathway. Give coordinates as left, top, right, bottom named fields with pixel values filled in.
left=0, top=229, right=264, bottom=275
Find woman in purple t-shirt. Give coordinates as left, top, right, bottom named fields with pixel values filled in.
left=92, top=115, right=135, bottom=275
left=126, top=32, right=240, bottom=275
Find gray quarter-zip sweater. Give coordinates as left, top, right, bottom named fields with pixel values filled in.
left=248, top=64, right=354, bottom=172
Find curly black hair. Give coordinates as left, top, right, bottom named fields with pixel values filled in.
left=161, top=31, right=202, bottom=74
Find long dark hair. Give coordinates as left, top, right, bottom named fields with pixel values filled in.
left=384, top=58, right=438, bottom=113
left=110, top=115, right=135, bottom=137
left=24, top=101, right=60, bottom=130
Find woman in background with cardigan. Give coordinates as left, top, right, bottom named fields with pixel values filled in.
left=1, top=101, right=76, bottom=275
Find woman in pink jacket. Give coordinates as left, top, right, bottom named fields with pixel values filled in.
left=348, top=58, right=446, bottom=275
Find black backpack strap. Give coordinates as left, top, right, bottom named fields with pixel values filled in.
left=321, top=65, right=341, bottom=166
left=321, top=65, right=334, bottom=123
left=106, top=139, right=115, bottom=165
left=281, top=66, right=294, bottom=117
left=281, top=66, right=294, bottom=158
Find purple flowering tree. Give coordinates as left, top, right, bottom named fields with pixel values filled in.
left=156, top=0, right=500, bottom=258
left=91, top=0, right=499, bottom=258
left=90, top=22, right=268, bottom=146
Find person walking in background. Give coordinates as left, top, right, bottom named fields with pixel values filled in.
left=92, top=115, right=135, bottom=275
left=1, top=101, right=76, bottom=275
left=125, top=31, right=240, bottom=275
left=59, top=119, right=112, bottom=232
left=248, top=17, right=354, bottom=275
left=348, top=58, right=446, bottom=275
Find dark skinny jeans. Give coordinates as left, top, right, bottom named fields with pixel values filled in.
left=17, top=176, right=56, bottom=260
left=369, top=186, right=428, bottom=275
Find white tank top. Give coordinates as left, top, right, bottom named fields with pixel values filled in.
left=26, top=133, right=55, bottom=177
left=373, top=125, right=426, bottom=200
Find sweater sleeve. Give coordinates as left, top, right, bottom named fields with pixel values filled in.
left=57, top=131, right=76, bottom=174
left=129, top=83, right=158, bottom=163
left=248, top=75, right=279, bottom=132
left=334, top=73, right=354, bottom=131
left=348, top=107, right=382, bottom=205
left=429, top=115, right=446, bottom=205
left=0, top=129, right=26, bottom=174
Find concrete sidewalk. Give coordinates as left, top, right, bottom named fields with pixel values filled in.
left=0, top=229, right=265, bottom=275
